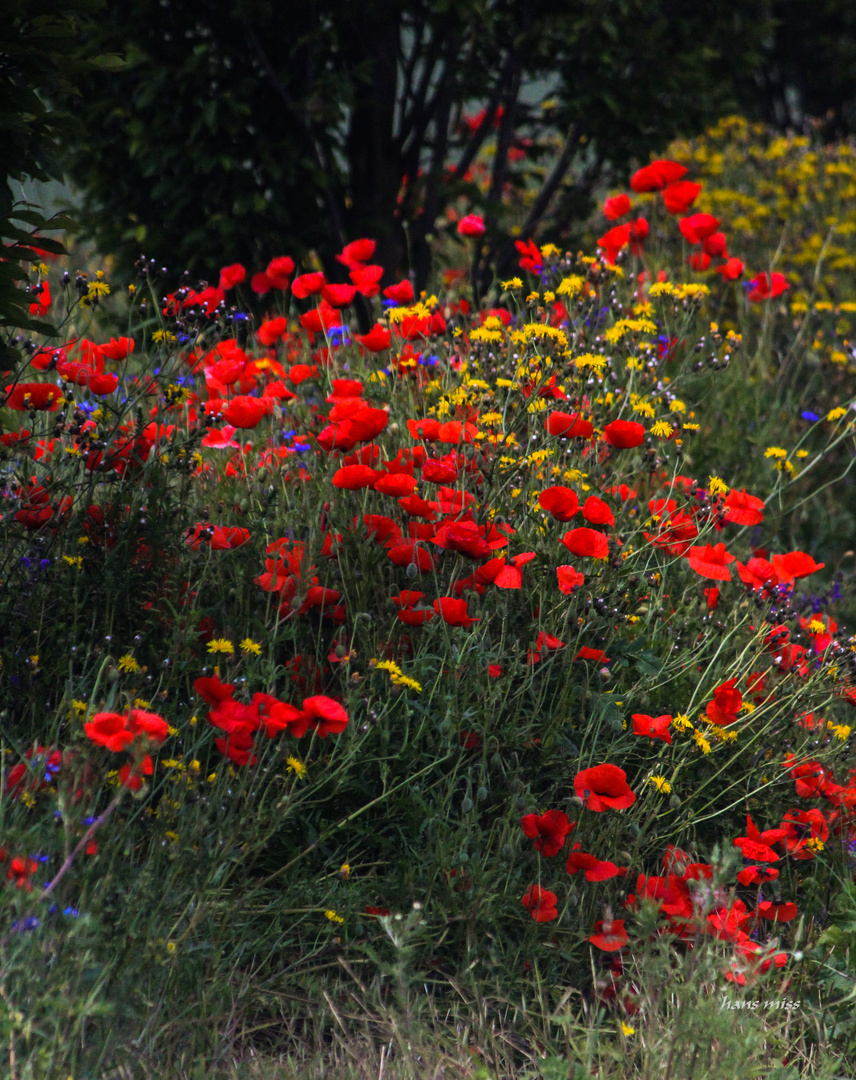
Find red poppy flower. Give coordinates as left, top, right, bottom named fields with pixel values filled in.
left=303, top=695, right=349, bottom=737
left=219, top=263, right=246, bottom=290
left=126, top=709, right=169, bottom=745
left=630, top=159, right=687, bottom=192
left=215, top=729, right=257, bottom=766
left=436, top=420, right=477, bottom=444
left=331, top=464, right=380, bottom=489
left=520, top=809, right=574, bottom=857
left=350, top=264, right=384, bottom=296
left=433, top=597, right=479, bottom=627
left=757, top=901, right=798, bottom=923
left=687, top=542, right=735, bottom=580
left=84, top=712, right=134, bottom=752
left=733, top=815, right=784, bottom=862
left=582, top=495, right=614, bottom=527
left=515, top=239, right=543, bottom=273
left=781, top=808, right=828, bottom=858
left=336, top=238, right=376, bottom=268
left=597, top=223, right=630, bottom=262
left=8, top=856, right=39, bottom=890
left=432, top=520, right=492, bottom=559
left=492, top=551, right=536, bottom=589
left=566, top=844, right=626, bottom=881
left=222, top=396, right=271, bottom=429
left=736, top=865, right=779, bottom=886
left=663, top=180, right=701, bottom=214
left=561, top=528, right=609, bottom=560
left=29, top=281, right=51, bottom=316
left=387, top=541, right=434, bottom=573
left=575, top=646, right=609, bottom=663
left=383, top=279, right=415, bottom=304
left=100, top=336, right=135, bottom=361
left=703, top=232, right=728, bottom=258
left=557, top=565, right=585, bottom=594
left=545, top=411, right=594, bottom=439
left=632, top=713, right=672, bottom=745
left=291, top=272, right=326, bottom=299
left=678, top=213, right=720, bottom=244
left=747, top=272, right=789, bottom=301
left=708, top=899, right=752, bottom=941
left=538, top=486, right=580, bottom=521
left=723, top=488, right=764, bottom=526
left=257, top=317, right=289, bottom=347
left=373, top=473, right=417, bottom=497
left=770, top=550, right=824, bottom=583
left=194, top=673, right=236, bottom=705
left=266, top=256, right=295, bottom=287
left=458, top=214, right=486, bottom=237
left=355, top=325, right=391, bottom=352
left=687, top=252, right=711, bottom=272
left=705, top=678, right=742, bottom=726
left=603, top=194, right=631, bottom=219
left=521, top=884, right=559, bottom=922
left=321, top=283, right=357, bottom=307
left=715, top=257, right=744, bottom=281
left=589, top=918, right=629, bottom=950
left=603, top=419, right=645, bottom=449
left=574, top=764, right=636, bottom=812
left=5, top=382, right=63, bottom=411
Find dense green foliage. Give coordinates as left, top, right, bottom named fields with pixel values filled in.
left=0, top=0, right=118, bottom=366
left=58, top=0, right=771, bottom=286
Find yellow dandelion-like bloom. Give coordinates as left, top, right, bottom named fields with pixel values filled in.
left=207, top=639, right=234, bottom=655
left=693, top=730, right=712, bottom=755
left=391, top=674, right=423, bottom=693
left=118, top=654, right=141, bottom=674
left=239, top=637, right=262, bottom=655
left=286, top=756, right=307, bottom=779
left=325, top=909, right=344, bottom=924
left=501, top=277, right=523, bottom=290
left=649, top=776, right=672, bottom=795
left=152, top=329, right=177, bottom=344
left=827, top=406, right=847, bottom=421
left=621, top=1022, right=635, bottom=1036
left=340, top=863, right=351, bottom=879
left=372, top=658, right=403, bottom=678
left=672, top=714, right=693, bottom=731
left=708, top=475, right=729, bottom=496
left=650, top=420, right=674, bottom=438
left=85, top=281, right=110, bottom=299
left=764, top=446, right=787, bottom=459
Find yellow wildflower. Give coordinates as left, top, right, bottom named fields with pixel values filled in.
left=286, top=756, right=307, bottom=779
left=207, top=639, right=234, bottom=655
